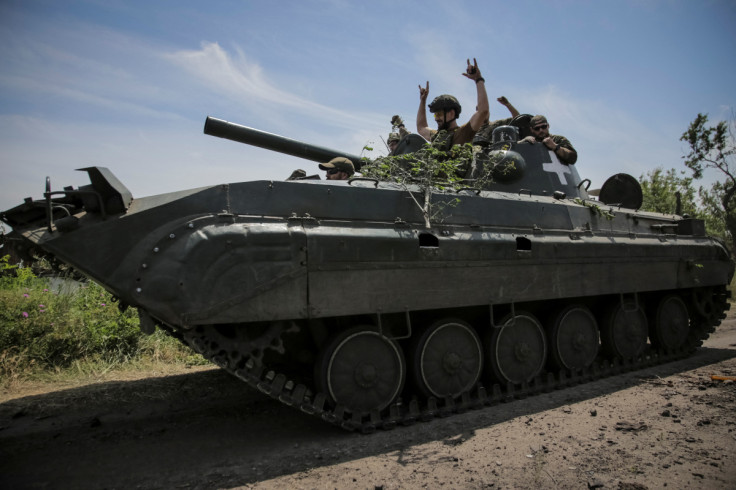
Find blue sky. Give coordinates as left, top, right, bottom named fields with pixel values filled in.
left=1, top=0, right=735, bottom=218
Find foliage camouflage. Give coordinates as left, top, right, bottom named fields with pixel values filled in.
left=361, top=137, right=477, bottom=228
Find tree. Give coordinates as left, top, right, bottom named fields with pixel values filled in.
left=680, top=113, right=736, bottom=250
left=638, top=166, right=726, bottom=238
left=698, top=180, right=730, bottom=242
left=639, top=167, right=699, bottom=216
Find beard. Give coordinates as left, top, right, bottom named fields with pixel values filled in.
left=436, top=117, right=451, bottom=131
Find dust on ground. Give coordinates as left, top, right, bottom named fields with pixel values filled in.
left=1, top=313, right=735, bottom=490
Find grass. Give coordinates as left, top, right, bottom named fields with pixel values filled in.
left=0, top=255, right=206, bottom=389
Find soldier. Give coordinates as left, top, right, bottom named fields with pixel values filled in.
left=387, top=132, right=401, bottom=154
left=388, top=115, right=412, bottom=154
left=519, top=115, right=577, bottom=165
left=416, top=58, right=490, bottom=149
left=496, top=96, right=520, bottom=120
left=391, top=115, right=412, bottom=140
left=319, top=157, right=355, bottom=180
left=472, top=96, right=523, bottom=144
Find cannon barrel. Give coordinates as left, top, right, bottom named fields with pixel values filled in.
left=204, top=116, right=364, bottom=170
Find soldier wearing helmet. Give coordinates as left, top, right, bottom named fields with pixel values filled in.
left=416, top=58, right=490, bottom=149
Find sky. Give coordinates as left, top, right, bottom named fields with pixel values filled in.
left=1, top=0, right=735, bottom=222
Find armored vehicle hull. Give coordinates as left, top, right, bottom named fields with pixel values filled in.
left=3, top=119, right=732, bottom=432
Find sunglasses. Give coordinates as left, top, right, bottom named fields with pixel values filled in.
left=327, top=168, right=341, bottom=175
left=532, top=124, right=549, bottom=131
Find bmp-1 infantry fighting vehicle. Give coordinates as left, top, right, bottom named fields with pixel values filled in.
left=2, top=116, right=733, bottom=432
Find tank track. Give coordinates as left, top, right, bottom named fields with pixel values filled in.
left=176, top=287, right=730, bottom=433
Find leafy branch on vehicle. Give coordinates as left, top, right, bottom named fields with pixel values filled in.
left=361, top=135, right=487, bottom=228
left=573, top=198, right=616, bottom=220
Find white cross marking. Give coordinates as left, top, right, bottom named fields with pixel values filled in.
left=543, top=151, right=572, bottom=185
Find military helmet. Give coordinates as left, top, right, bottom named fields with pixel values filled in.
left=387, top=132, right=400, bottom=143
left=428, top=94, right=461, bottom=117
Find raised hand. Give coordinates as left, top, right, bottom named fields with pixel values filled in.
left=418, top=81, right=429, bottom=100
left=462, top=58, right=482, bottom=81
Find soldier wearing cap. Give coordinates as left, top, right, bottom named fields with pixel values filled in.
left=416, top=58, right=490, bottom=149
left=387, top=132, right=401, bottom=154
left=387, top=115, right=412, bottom=155
left=521, top=115, right=577, bottom=165
left=319, top=157, right=355, bottom=180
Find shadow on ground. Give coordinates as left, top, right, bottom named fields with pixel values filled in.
left=1, top=346, right=734, bottom=490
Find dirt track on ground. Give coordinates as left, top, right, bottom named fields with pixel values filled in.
left=1, top=313, right=735, bottom=490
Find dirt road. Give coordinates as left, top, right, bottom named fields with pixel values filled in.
left=1, top=314, right=735, bottom=490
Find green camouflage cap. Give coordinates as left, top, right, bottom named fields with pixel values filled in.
left=319, top=157, right=355, bottom=176
left=387, top=132, right=400, bottom=143
left=530, top=115, right=548, bottom=127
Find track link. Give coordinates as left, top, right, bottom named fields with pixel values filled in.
left=176, top=288, right=730, bottom=433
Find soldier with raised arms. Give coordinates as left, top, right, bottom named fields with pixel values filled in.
left=416, top=58, right=490, bottom=148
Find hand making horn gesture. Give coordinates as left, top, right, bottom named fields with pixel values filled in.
left=462, top=58, right=483, bottom=82
left=418, top=81, right=429, bottom=101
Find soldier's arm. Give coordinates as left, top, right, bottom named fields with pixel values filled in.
left=392, top=115, right=410, bottom=138
left=553, top=136, right=578, bottom=165
left=518, top=135, right=536, bottom=144
left=463, top=59, right=490, bottom=132
left=416, top=81, right=432, bottom=141
left=497, top=96, right=520, bottom=118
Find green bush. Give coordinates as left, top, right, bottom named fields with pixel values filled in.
left=0, top=255, right=204, bottom=382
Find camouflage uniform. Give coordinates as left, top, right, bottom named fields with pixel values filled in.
left=390, top=115, right=411, bottom=140
left=428, top=121, right=476, bottom=150
left=548, top=135, right=577, bottom=165
left=471, top=117, right=513, bottom=145
left=463, top=117, right=517, bottom=180
left=528, top=115, right=577, bottom=165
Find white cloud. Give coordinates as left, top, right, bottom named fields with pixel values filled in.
left=163, top=42, right=373, bottom=131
